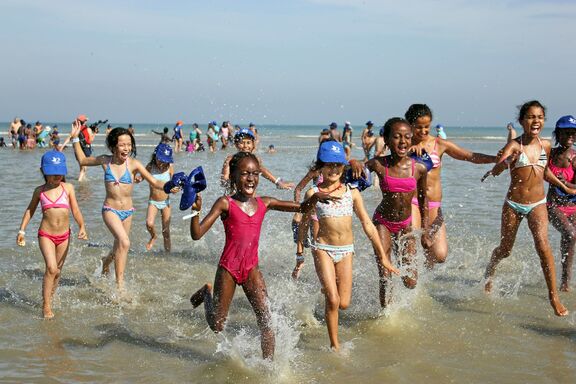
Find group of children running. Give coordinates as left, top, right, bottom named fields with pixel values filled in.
left=17, top=101, right=576, bottom=359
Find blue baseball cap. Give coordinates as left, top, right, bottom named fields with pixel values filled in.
left=41, top=150, right=67, bottom=175
left=435, top=124, right=444, bottom=130
left=154, top=143, right=174, bottom=163
left=234, top=127, right=255, bottom=141
left=317, top=141, right=348, bottom=165
left=366, top=121, right=373, bottom=126
left=556, top=115, right=576, bottom=129
left=329, top=122, right=338, bottom=129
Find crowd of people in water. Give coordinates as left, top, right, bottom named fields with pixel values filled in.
left=10, top=100, right=576, bottom=359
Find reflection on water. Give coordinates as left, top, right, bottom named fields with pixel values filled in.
left=0, top=131, right=575, bottom=383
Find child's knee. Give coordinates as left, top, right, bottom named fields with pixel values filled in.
left=46, top=265, right=60, bottom=276
left=146, top=221, right=154, bottom=230
left=326, top=292, right=340, bottom=311
left=118, top=237, right=130, bottom=251
left=339, top=297, right=350, bottom=310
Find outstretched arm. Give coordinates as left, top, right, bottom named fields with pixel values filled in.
left=443, top=140, right=497, bottom=164
left=260, top=164, right=295, bottom=190
left=293, top=168, right=320, bottom=202
left=189, top=195, right=228, bottom=240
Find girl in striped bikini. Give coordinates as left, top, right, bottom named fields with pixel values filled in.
left=482, top=101, right=573, bottom=316
left=405, top=104, right=497, bottom=268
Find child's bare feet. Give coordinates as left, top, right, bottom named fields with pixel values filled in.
left=146, top=235, right=157, bottom=251
left=402, top=269, right=417, bottom=289
left=190, top=283, right=211, bottom=308
left=43, top=309, right=54, bottom=319
left=484, top=278, right=493, bottom=294
left=560, top=281, right=570, bottom=292
left=551, top=298, right=569, bottom=317
left=291, top=260, right=304, bottom=280
left=101, top=257, right=111, bottom=276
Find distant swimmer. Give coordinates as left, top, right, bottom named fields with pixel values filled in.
left=435, top=124, right=447, bottom=139
left=361, top=121, right=377, bottom=160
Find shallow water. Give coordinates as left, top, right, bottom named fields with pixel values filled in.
left=1, top=126, right=575, bottom=383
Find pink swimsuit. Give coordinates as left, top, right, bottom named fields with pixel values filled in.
left=548, top=150, right=576, bottom=216
left=219, top=196, right=267, bottom=284
left=38, top=183, right=71, bottom=245
left=373, top=158, right=416, bottom=234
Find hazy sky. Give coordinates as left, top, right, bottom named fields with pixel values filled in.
left=1, top=0, right=575, bottom=127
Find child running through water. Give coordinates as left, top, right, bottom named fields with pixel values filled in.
left=367, top=118, right=431, bottom=307
left=482, top=100, right=572, bottom=317
left=546, top=115, right=576, bottom=292
left=188, top=152, right=334, bottom=360
left=17, top=151, right=87, bottom=318
left=69, top=123, right=180, bottom=291
left=145, top=143, right=175, bottom=252
left=298, top=140, right=400, bottom=351
left=220, top=128, right=295, bottom=190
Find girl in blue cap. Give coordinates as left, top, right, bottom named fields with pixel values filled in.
left=68, top=123, right=180, bottom=291
left=145, top=143, right=175, bottom=252
left=16, top=151, right=88, bottom=318
left=546, top=115, right=576, bottom=291
left=482, top=101, right=573, bottom=316
left=298, top=140, right=399, bottom=352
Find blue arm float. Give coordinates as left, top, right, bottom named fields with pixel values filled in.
left=180, top=166, right=207, bottom=210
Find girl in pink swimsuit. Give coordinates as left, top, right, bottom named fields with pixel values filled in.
left=17, top=151, right=87, bottom=318
left=188, top=152, right=331, bottom=360
left=546, top=115, right=576, bottom=291
left=298, top=140, right=400, bottom=352
left=366, top=118, right=431, bottom=307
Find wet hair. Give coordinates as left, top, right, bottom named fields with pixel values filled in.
left=192, top=123, right=199, bottom=128
left=163, top=127, right=169, bottom=134
left=517, top=100, right=546, bottom=123
left=404, top=104, right=433, bottom=125
left=106, top=127, right=137, bottom=157
left=227, top=152, right=259, bottom=194
left=382, top=117, right=410, bottom=146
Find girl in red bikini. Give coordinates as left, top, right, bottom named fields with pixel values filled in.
left=367, top=118, right=431, bottom=307
left=188, top=152, right=332, bottom=360
left=17, top=151, right=87, bottom=318
left=546, top=115, right=576, bottom=292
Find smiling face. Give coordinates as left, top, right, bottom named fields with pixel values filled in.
left=386, top=122, right=413, bottom=157
left=320, top=162, right=345, bottom=184
left=235, top=137, right=255, bottom=153
left=520, top=106, right=545, bottom=138
left=411, top=115, right=432, bottom=141
left=233, top=157, right=260, bottom=196
left=113, top=134, right=133, bottom=161
left=555, top=129, right=576, bottom=147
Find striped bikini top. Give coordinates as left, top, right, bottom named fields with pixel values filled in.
left=379, top=157, right=417, bottom=193
left=513, top=137, right=547, bottom=170
left=40, top=183, right=70, bottom=212
left=313, top=185, right=353, bottom=218
left=429, top=137, right=441, bottom=169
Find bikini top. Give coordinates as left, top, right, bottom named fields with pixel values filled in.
left=429, top=137, right=442, bottom=169
left=513, top=137, right=547, bottom=170
left=40, top=183, right=70, bottom=212
left=104, top=159, right=132, bottom=185
left=379, top=157, right=417, bottom=193
left=548, top=149, right=575, bottom=183
left=313, top=185, right=353, bottom=218
left=152, top=170, right=171, bottom=183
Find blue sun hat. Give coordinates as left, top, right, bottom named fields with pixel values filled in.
left=410, top=151, right=434, bottom=172
left=180, top=166, right=207, bottom=210
left=41, top=150, right=67, bottom=175
left=234, top=127, right=255, bottom=141
left=556, top=115, right=576, bottom=129
left=317, top=141, right=348, bottom=165
left=345, top=168, right=372, bottom=191
left=154, top=143, right=174, bottom=163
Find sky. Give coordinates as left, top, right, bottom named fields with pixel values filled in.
left=1, top=0, right=575, bottom=127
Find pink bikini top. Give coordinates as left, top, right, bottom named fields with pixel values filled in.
left=40, top=183, right=70, bottom=211
left=548, top=149, right=575, bottom=182
left=379, top=157, right=417, bottom=193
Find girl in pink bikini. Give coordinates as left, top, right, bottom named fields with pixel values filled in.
left=546, top=115, right=576, bottom=291
left=188, top=152, right=332, bottom=360
left=367, top=118, right=431, bottom=307
left=17, top=151, right=87, bottom=318
left=298, top=140, right=400, bottom=352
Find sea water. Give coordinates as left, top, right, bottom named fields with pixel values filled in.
left=0, top=124, right=574, bottom=383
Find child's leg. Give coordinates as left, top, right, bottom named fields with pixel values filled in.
left=374, top=224, right=393, bottom=307
left=102, top=211, right=132, bottom=289
left=51, top=238, right=71, bottom=299
left=39, top=237, right=59, bottom=318
left=527, top=205, right=568, bottom=317
left=425, top=207, right=448, bottom=267
left=145, top=204, right=158, bottom=251
left=399, top=229, right=418, bottom=289
left=312, top=249, right=342, bottom=351
left=242, top=267, right=275, bottom=360
left=160, top=205, right=172, bottom=252
left=484, top=204, right=522, bottom=293
left=549, top=207, right=576, bottom=291
left=190, top=266, right=237, bottom=332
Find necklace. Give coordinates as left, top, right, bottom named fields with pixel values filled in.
left=318, top=183, right=342, bottom=194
